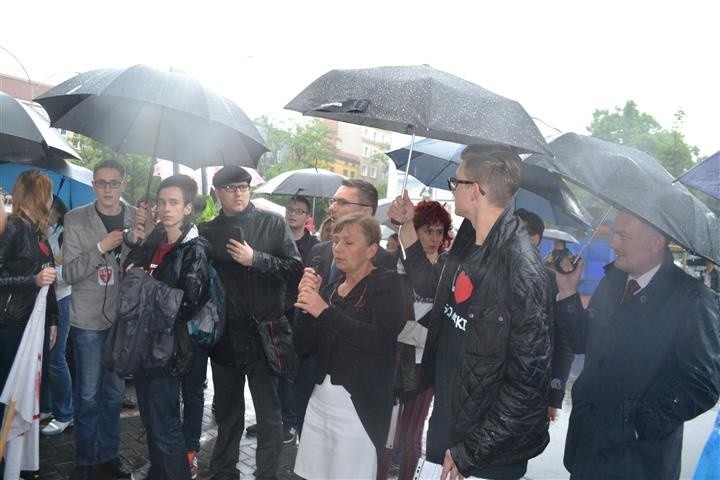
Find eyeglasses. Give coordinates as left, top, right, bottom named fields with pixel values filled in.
left=447, top=177, right=486, bottom=195
left=286, top=207, right=308, bottom=215
left=93, top=180, right=124, bottom=190
left=330, top=198, right=371, bottom=208
left=220, top=183, right=251, bottom=193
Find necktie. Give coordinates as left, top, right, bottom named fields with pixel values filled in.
left=622, top=279, right=641, bottom=303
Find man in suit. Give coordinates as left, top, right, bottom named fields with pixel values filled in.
left=556, top=210, right=720, bottom=479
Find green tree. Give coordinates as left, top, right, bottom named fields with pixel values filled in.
left=255, top=117, right=337, bottom=179
left=70, top=134, right=159, bottom=204
left=587, top=101, right=699, bottom=176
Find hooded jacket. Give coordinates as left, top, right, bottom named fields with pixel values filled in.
left=413, top=209, right=553, bottom=477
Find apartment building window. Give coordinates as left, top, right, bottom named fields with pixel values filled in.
left=343, top=169, right=349, bottom=176
left=363, top=146, right=370, bottom=157
left=370, top=166, right=377, bottom=179
left=361, top=164, right=368, bottom=176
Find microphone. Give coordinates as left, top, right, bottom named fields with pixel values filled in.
left=299, top=256, right=323, bottom=314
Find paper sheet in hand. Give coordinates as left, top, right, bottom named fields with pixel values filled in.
left=413, top=458, right=486, bottom=480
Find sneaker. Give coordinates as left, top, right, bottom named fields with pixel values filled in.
left=19, top=470, right=41, bottom=480
left=39, top=412, right=52, bottom=422
left=282, top=426, right=297, bottom=445
left=245, top=424, right=258, bottom=437
left=96, top=457, right=134, bottom=479
left=41, top=418, right=73, bottom=436
left=69, top=465, right=93, bottom=480
left=187, top=451, right=198, bottom=479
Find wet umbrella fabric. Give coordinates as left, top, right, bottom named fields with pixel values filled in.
left=254, top=168, right=346, bottom=198
left=0, top=92, right=80, bottom=161
left=525, top=133, right=720, bottom=264
left=543, top=228, right=579, bottom=244
left=675, top=150, right=720, bottom=200
left=285, top=64, right=551, bottom=156
left=386, top=138, right=592, bottom=230
left=35, top=64, right=268, bottom=169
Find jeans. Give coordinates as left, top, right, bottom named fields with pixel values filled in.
left=294, top=353, right=317, bottom=435
left=210, top=360, right=282, bottom=480
left=136, top=375, right=191, bottom=480
left=71, top=326, right=125, bottom=466
left=278, top=367, right=297, bottom=430
left=181, top=343, right=209, bottom=453
left=40, top=295, right=73, bottom=422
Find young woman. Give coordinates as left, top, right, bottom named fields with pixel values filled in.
left=293, top=213, right=405, bottom=479
left=0, top=170, right=58, bottom=480
left=124, top=175, right=212, bottom=480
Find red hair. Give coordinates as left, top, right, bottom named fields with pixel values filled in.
left=413, top=201, right=452, bottom=252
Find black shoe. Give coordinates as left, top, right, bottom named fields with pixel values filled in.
left=283, top=426, right=297, bottom=445
left=96, top=457, right=134, bottom=479
left=19, top=471, right=41, bottom=480
left=245, top=423, right=258, bottom=437
left=69, top=465, right=93, bottom=480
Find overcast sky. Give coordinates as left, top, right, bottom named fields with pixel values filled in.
left=2, top=0, right=718, bottom=156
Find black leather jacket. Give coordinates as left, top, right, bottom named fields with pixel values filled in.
left=412, top=209, right=553, bottom=477
left=0, top=215, right=58, bottom=327
left=200, top=205, right=302, bottom=374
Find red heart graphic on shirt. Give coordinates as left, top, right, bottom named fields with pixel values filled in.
left=454, top=270, right=474, bottom=303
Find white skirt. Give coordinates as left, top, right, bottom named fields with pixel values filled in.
left=294, top=375, right=377, bottom=479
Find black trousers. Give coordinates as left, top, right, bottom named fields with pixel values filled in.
left=209, top=360, right=282, bottom=480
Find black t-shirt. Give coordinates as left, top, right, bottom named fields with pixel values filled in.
left=96, top=204, right=124, bottom=257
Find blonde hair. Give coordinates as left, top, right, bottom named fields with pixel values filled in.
left=12, top=170, right=53, bottom=238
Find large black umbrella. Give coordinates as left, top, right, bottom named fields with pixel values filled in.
left=254, top=168, right=346, bottom=198
left=675, top=150, right=720, bottom=200
left=386, top=138, right=592, bottom=230
left=525, top=133, right=720, bottom=264
left=0, top=91, right=80, bottom=161
left=285, top=64, right=550, bottom=156
left=35, top=64, right=268, bottom=170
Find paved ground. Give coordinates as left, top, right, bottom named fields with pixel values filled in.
left=39, top=372, right=301, bottom=480
left=38, top=358, right=718, bottom=479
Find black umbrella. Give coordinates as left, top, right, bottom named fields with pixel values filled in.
left=386, top=138, right=592, bottom=230
left=0, top=91, right=81, bottom=161
left=525, top=133, right=720, bottom=264
left=35, top=64, right=268, bottom=172
left=254, top=168, right=346, bottom=198
left=286, top=64, right=550, bottom=156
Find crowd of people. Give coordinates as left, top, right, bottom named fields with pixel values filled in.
left=0, top=142, right=719, bottom=480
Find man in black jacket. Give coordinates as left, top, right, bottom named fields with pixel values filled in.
left=390, top=145, right=553, bottom=480
left=201, top=166, right=302, bottom=480
left=555, top=210, right=720, bottom=479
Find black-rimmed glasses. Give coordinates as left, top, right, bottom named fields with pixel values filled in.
left=93, top=180, right=124, bottom=190
left=220, top=183, right=251, bottom=193
left=329, top=198, right=371, bottom=208
left=447, top=177, right=486, bottom=195
left=286, top=207, right=308, bottom=215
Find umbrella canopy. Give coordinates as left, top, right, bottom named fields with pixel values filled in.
left=543, top=228, right=579, bottom=244
left=525, top=133, right=720, bottom=264
left=386, top=138, right=592, bottom=230
left=285, top=64, right=551, bottom=156
left=254, top=168, right=346, bottom=198
left=0, top=161, right=94, bottom=209
left=0, top=92, right=80, bottom=161
left=675, top=150, right=720, bottom=200
left=35, top=64, right=268, bottom=169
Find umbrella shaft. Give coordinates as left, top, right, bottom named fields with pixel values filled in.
left=574, top=206, right=613, bottom=265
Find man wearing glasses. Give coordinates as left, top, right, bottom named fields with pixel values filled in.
left=200, top=166, right=302, bottom=480
left=389, top=145, right=553, bottom=480
left=63, top=159, right=137, bottom=480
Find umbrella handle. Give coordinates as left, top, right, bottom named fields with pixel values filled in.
left=555, top=206, right=614, bottom=274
